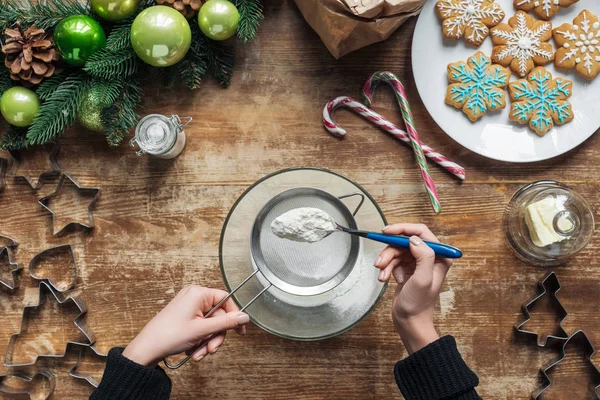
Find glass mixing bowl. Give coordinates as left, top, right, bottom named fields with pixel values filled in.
left=504, top=181, right=595, bottom=266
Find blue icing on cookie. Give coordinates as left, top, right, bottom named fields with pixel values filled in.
left=448, top=52, right=509, bottom=120
left=509, top=68, right=573, bottom=135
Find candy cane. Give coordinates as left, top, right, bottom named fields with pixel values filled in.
left=323, top=96, right=466, bottom=181
left=363, top=71, right=440, bottom=213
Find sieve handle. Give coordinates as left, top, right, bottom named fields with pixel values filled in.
left=365, top=233, right=463, bottom=259
left=338, top=192, right=365, bottom=216
left=163, top=270, right=270, bottom=370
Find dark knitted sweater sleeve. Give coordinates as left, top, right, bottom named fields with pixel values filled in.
left=394, top=335, right=481, bottom=400
left=89, top=348, right=172, bottom=400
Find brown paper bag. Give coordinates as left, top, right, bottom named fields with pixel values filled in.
left=294, top=0, right=426, bottom=59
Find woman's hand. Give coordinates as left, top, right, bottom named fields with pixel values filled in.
left=374, top=223, right=453, bottom=354
left=123, top=286, right=250, bottom=367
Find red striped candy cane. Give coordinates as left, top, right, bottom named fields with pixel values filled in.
left=323, top=96, right=466, bottom=181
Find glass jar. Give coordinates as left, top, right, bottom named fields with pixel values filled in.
left=503, top=180, right=595, bottom=266
left=130, top=114, right=191, bottom=159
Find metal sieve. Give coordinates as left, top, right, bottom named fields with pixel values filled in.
left=164, top=187, right=365, bottom=369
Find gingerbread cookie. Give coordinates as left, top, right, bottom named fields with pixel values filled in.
left=508, top=67, right=573, bottom=136
left=513, top=0, right=579, bottom=21
left=436, top=0, right=505, bottom=46
left=490, top=11, right=554, bottom=78
left=446, top=51, right=510, bottom=121
left=553, top=10, right=600, bottom=80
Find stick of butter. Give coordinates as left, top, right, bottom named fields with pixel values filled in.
left=524, top=196, right=571, bottom=247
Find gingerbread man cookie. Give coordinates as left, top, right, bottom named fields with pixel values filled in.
left=508, top=67, right=574, bottom=136
left=491, top=11, right=554, bottom=78
left=446, top=51, right=510, bottom=121
left=513, top=0, right=579, bottom=21
left=436, top=0, right=505, bottom=46
left=553, top=10, right=600, bottom=80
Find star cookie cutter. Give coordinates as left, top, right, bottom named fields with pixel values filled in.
left=0, top=156, right=6, bottom=192
left=515, top=271, right=569, bottom=346
left=532, top=330, right=600, bottom=399
left=38, top=173, right=101, bottom=236
left=4, top=281, right=96, bottom=367
left=8, top=143, right=60, bottom=190
left=70, top=344, right=107, bottom=388
left=29, top=244, right=78, bottom=293
left=0, top=246, right=22, bottom=290
left=0, top=234, right=18, bottom=252
left=0, top=370, right=56, bottom=400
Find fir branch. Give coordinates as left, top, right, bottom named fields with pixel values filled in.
left=90, top=78, right=124, bottom=107
left=156, top=66, right=178, bottom=89
left=1, top=0, right=90, bottom=31
left=0, top=62, right=14, bottom=95
left=26, top=72, right=92, bottom=145
left=191, top=26, right=233, bottom=87
left=233, top=0, right=263, bottom=43
left=102, top=78, right=143, bottom=147
left=84, top=49, right=140, bottom=80
left=35, top=73, right=68, bottom=100
left=0, top=125, right=27, bottom=150
left=177, top=59, right=206, bottom=90
left=105, top=18, right=134, bottom=52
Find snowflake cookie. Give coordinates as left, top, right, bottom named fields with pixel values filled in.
left=436, top=0, right=505, bottom=46
left=553, top=10, right=600, bottom=80
left=514, top=0, right=579, bottom=21
left=490, top=11, right=554, bottom=78
left=508, top=67, right=574, bottom=136
left=446, top=51, right=510, bottom=121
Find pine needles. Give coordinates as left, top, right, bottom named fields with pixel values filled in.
left=102, top=78, right=143, bottom=147
left=84, top=49, right=140, bottom=80
left=0, top=0, right=90, bottom=31
left=0, top=126, right=27, bottom=150
left=234, top=0, right=264, bottom=43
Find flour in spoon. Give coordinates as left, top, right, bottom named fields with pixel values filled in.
left=271, top=208, right=337, bottom=243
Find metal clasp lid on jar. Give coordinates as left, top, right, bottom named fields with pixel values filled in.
left=130, top=114, right=192, bottom=157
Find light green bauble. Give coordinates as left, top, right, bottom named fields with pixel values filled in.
left=54, top=15, right=107, bottom=67
left=92, top=0, right=140, bottom=22
left=198, top=0, right=239, bottom=41
left=77, top=90, right=105, bottom=132
left=131, top=6, right=191, bottom=67
left=0, top=87, right=41, bottom=127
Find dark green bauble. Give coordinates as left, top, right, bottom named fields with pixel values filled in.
left=198, top=0, right=239, bottom=41
left=77, top=90, right=105, bottom=132
left=91, top=0, right=140, bottom=22
left=54, top=15, right=107, bottom=67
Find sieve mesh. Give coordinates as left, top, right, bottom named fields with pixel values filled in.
left=251, top=188, right=359, bottom=296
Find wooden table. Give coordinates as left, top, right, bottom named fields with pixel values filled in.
left=1, top=2, right=599, bottom=399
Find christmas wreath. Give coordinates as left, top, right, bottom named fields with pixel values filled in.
left=0, top=0, right=263, bottom=150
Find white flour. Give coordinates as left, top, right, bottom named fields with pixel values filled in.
left=270, top=207, right=337, bottom=243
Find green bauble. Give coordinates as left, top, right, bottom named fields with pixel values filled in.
left=0, top=87, right=40, bottom=127
left=77, top=90, right=105, bottom=132
left=92, top=0, right=140, bottom=22
left=131, top=6, right=191, bottom=67
left=54, top=15, right=107, bottom=67
left=198, top=0, right=239, bottom=41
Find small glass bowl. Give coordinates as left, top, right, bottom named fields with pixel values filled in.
left=504, top=180, right=595, bottom=266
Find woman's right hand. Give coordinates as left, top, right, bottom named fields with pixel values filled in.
left=374, top=223, right=453, bottom=354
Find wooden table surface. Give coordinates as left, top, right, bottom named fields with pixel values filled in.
left=1, top=2, right=600, bottom=399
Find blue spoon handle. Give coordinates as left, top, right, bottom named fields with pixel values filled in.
left=365, top=232, right=462, bottom=259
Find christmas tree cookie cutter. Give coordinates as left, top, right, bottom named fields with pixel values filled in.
left=0, top=370, right=56, bottom=400
left=4, top=281, right=96, bottom=367
left=532, top=330, right=600, bottom=399
left=514, top=271, right=569, bottom=346
left=0, top=244, right=22, bottom=291
left=70, top=344, right=107, bottom=388
left=8, top=143, right=60, bottom=190
left=38, top=173, right=101, bottom=236
left=29, top=244, right=78, bottom=293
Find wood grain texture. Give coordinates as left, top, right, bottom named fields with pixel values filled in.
left=1, top=2, right=600, bottom=399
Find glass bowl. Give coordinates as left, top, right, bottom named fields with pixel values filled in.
left=504, top=180, right=595, bottom=266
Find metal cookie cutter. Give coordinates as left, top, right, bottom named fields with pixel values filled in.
left=9, top=143, right=60, bottom=190
left=4, top=281, right=96, bottom=367
left=70, top=344, right=107, bottom=388
left=515, top=271, right=569, bottom=346
left=38, top=173, right=101, bottom=236
left=0, top=246, right=22, bottom=290
left=29, top=244, right=78, bottom=293
left=532, top=330, right=600, bottom=399
left=0, top=370, right=56, bottom=400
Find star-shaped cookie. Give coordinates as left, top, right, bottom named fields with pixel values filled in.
left=553, top=10, right=600, bottom=80
left=514, top=0, right=579, bottom=21
left=491, top=11, right=554, bottom=77
left=436, top=0, right=506, bottom=46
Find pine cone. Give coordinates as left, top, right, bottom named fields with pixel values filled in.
left=1, top=25, right=60, bottom=86
left=156, top=0, right=202, bottom=19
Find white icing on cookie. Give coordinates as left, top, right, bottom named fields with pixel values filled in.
left=437, top=0, right=504, bottom=45
left=556, top=10, right=600, bottom=76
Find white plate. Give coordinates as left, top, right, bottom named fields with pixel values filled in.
left=412, top=0, right=600, bottom=162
